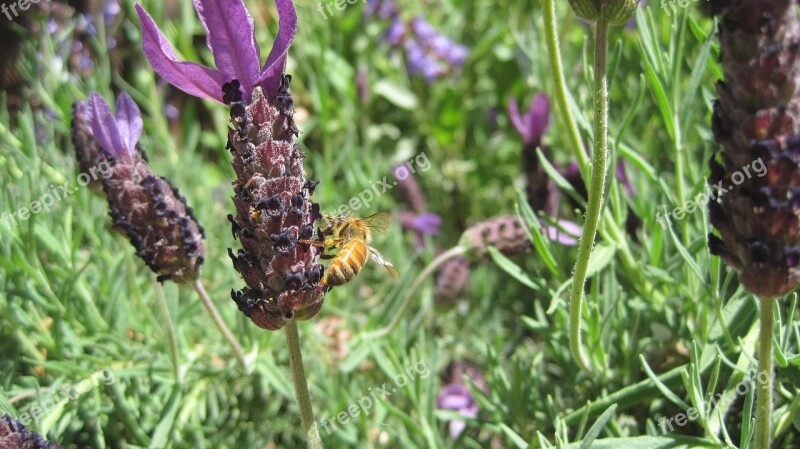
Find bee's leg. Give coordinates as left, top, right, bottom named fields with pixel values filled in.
left=319, top=254, right=336, bottom=260
left=299, top=238, right=343, bottom=248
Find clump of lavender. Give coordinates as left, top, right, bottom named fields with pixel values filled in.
left=137, top=0, right=325, bottom=331
left=71, top=92, right=205, bottom=283
left=1, top=415, right=60, bottom=449
left=364, top=1, right=468, bottom=83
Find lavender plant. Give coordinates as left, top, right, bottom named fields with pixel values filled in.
left=136, top=0, right=324, bottom=446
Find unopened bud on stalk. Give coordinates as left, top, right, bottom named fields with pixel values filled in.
left=568, top=0, right=639, bottom=26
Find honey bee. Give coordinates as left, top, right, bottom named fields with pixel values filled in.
left=301, top=212, right=399, bottom=286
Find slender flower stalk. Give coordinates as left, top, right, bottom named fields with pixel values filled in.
left=562, top=0, right=639, bottom=373
left=756, top=296, right=775, bottom=449
left=194, top=280, right=247, bottom=369
left=286, top=321, right=323, bottom=448
left=567, top=7, right=610, bottom=373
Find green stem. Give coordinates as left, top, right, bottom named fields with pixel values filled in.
left=360, top=245, right=468, bottom=340
left=285, top=320, right=323, bottom=449
left=755, top=296, right=774, bottom=449
left=544, top=0, right=660, bottom=303
left=192, top=280, right=247, bottom=370
left=543, top=0, right=589, bottom=172
left=155, top=282, right=181, bottom=383
left=568, top=12, right=610, bottom=373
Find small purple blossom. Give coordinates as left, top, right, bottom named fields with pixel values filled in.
left=363, top=0, right=398, bottom=20
left=135, top=0, right=298, bottom=103
left=437, top=384, right=478, bottom=439
left=508, top=93, right=551, bottom=148
left=399, top=211, right=442, bottom=235
left=437, top=361, right=486, bottom=440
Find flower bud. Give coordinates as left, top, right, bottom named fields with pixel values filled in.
left=569, top=0, right=639, bottom=26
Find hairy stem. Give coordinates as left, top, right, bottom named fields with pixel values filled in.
left=155, top=281, right=181, bottom=382
left=286, top=320, right=323, bottom=448
left=755, top=296, right=775, bottom=449
left=569, top=11, right=610, bottom=373
left=192, top=280, right=247, bottom=369
left=543, top=0, right=589, bottom=172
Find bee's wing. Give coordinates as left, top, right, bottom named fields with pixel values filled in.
left=368, top=246, right=400, bottom=280
left=358, top=212, right=392, bottom=235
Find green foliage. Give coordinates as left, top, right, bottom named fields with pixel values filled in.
left=1, top=0, right=799, bottom=448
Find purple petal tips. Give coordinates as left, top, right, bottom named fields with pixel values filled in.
left=137, top=0, right=297, bottom=103
left=257, top=0, right=298, bottom=97
left=192, top=0, right=261, bottom=95
left=508, top=93, right=551, bottom=147
left=114, top=92, right=143, bottom=155
left=88, top=92, right=127, bottom=159
left=136, top=4, right=228, bottom=103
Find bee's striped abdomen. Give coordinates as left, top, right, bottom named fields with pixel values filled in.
left=324, top=240, right=368, bottom=286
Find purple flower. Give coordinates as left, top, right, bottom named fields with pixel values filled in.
left=399, top=211, right=442, bottom=235
left=508, top=93, right=551, bottom=148
left=364, top=0, right=398, bottom=20
left=87, top=91, right=143, bottom=161
left=135, top=0, right=298, bottom=103
left=383, top=17, right=406, bottom=46
left=437, top=361, right=486, bottom=440
left=437, top=384, right=478, bottom=439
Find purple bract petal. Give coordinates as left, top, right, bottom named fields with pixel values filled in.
left=88, top=92, right=127, bottom=159
left=437, top=384, right=474, bottom=410
left=616, top=161, right=635, bottom=196
left=411, top=213, right=442, bottom=235
left=257, top=0, right=298, bottom=98
left=507, top=97, right=528, bottom=141
left=136, top=4, right=228, bottom=103
left=192, top=0, right=261, bottom=96
left=544, top=219, right=581, bottom=246
left=527, top=93, right=550, bottom=144
left=114, top=92, right=143, bottom=155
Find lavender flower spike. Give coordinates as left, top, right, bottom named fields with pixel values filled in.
left=135, top=0, right=297, bottom=103
left=72, top=92, right=206, bottom=283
